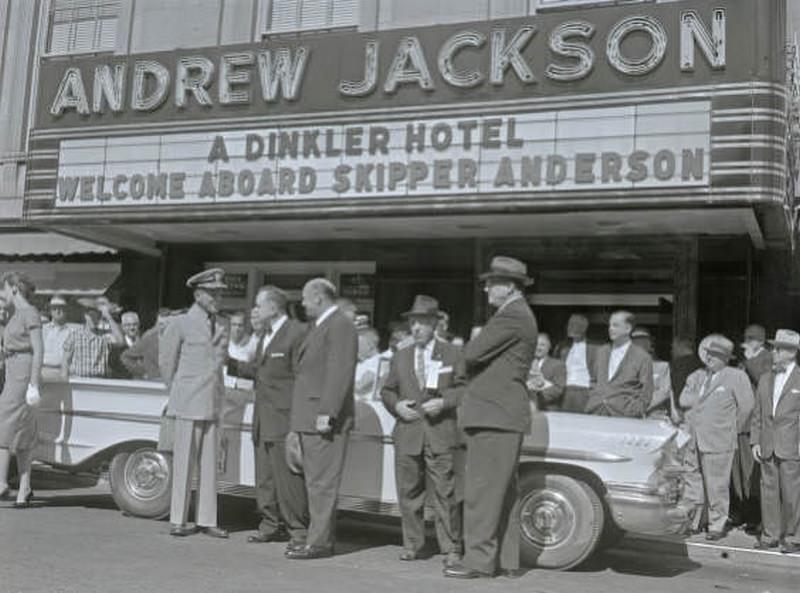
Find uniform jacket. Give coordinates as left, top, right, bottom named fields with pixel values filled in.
left=529, top=357, right=567, bottom=411
left=230, top=319, right=307, bottom=442
left=680, top=366, right=755, bottom=453
left=750, top=366, right=800, bottom=460
left=159, top=304, right=228, bottom=421
left=380, top=339, right=466, bottom=455
left=459, top=298, right=538, bottom=434
left=290, top=308, right=358, bottom=434
left=586, top=342, right=654, bottom=418
left=557, top=339, right=599, bottom=385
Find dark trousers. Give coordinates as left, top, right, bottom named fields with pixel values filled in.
left=760, top=455, right=800, bottom=543
left=254, top=439, right=309, bottom=544
left=562, top=386, right=590, bottom=413
left=462, top=428, right=523, bottom=574
left=730, top=433, right=761, bottom=527
left=300, top=431, right=349, bottom=550
left=395, top=442, right=460, bottom=555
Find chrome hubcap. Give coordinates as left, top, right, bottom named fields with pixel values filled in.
left=124, top=449, right=169, bottom=500
left=519, top=489, right=577, bottom=547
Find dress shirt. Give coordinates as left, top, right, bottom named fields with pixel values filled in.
left=773, top=361, right=795, bottom=415
left=42, top=321, right=79, bottom=367
left=415, top=338, right=437, bottom=388
left=608, top=340, right=631, bottom=379
left=566, top=341, right=591, bottom=387
left=260, top=314, right=288, bottom=353
left=315, top=305, right=338, bottom=327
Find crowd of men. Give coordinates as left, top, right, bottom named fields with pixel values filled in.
left=9, top=257, right=800, bottom=570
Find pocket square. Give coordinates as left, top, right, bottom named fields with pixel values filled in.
left=791, top=388, right=800, bottom=394
left=438, top=366, right=453, bottom=374
left=270, top=352, right=286, bottom=358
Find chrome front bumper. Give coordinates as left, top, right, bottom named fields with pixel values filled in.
left=605, top=482, right=688, bottom=536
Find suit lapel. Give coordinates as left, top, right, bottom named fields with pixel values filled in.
left=700, top=369, right=723, bottom=402
left=774, top=366, right=800, bottom=416
left=260, top=320, right=289, bottom=364
left=611, top=344, right=634, bottom=381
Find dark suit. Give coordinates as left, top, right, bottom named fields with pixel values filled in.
left=121, top=327, right=161, bottom=380
left=460, top=298, right=537, bottom=574
left=528, top=357, right=567, bottom=411
left=290, top=307, right=358, bottom=551
left=558, top=340, right=598, bottom=413
left=381, top=339, right=466, bottom=555
left=751, top=366, right=800, bottom=543
left=586, top=342, right=654, bottom=418
left=231, top=318, right=309, bottom=544
left=731, top=349, right=772, bottom=527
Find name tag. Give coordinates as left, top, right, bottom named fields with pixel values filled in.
left=270, top=352, right=285, bottom=358
left=426, top=361, right=442, bottom=390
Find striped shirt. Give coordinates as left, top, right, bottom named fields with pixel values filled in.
left=63, top=326, right=111, bottom=378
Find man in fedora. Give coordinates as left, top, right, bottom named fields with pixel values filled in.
left=60, top=296, right=124, bottom=379
left=159, top=268, right=230, bottom=539
left=678, top=336, right=754, bottom=540
left=381, top=295, right=466, bottom=566
left=444, top=256, right=537, bottom=579
left=750, top=329, right=800, bottom=553
left=287, top=278, right=358, bottom=559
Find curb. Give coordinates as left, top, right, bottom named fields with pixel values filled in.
left=616, top=535, right=800, bottom=571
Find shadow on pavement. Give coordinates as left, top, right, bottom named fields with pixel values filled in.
left=577, top=544, right=702, bottom=577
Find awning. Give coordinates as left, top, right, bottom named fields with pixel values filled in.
left=0, top=232, right=115, bottom=258
left=0, top=261, right=120, bottom=296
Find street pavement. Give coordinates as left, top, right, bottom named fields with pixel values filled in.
left=0, top=469, right=798, bottom=593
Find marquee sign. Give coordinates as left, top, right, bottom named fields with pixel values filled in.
left=32, top=0, right=755, bottom=131
left=54, top=101, right=710, bottom=207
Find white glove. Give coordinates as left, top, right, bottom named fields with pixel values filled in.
left=25, top=384, right=42, bottom=407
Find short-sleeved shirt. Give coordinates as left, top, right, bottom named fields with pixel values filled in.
left=2, top=304, right=41, bottom=353
left=63, top=326, right=111, bottom=378
left=42, top=321, right=81, bottom=367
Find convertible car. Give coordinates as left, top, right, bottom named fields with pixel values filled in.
left=33, top=376, right=687, bottom=570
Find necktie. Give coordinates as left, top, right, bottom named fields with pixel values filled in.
left=415, top=347, right=426, bottom=389
left=209, top=314, right=217, bottom=337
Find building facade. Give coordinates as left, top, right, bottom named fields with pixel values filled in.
left=19, top=0, right=800, bottom=350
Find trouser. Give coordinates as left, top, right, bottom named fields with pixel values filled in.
left=170, top=419, right=218, bottom=528
left=300, top=431, right=349, bottom=550
left=254, top=439, right=309, bottom=544
left=682, top=441, right=734, bottom=534
left=395, top=441, right=460, bottom=555
left=562, top=386, right=590, bottom=413
left=462, top=429, right=523, bottom=574
left=760, top=455, right=800, bottom=543
left=729, top=433, right=761, bottom=527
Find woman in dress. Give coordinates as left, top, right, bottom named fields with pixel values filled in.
left=0, top=272, right=43, bottom=507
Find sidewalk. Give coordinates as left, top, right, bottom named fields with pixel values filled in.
left=618, top=527, right=800, bottom=570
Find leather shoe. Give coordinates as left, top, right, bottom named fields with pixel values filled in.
left=285, top=541, right=307, bottom=555
left=169, top=524, right=197, bottom=537
left=399, top=549, right=423, bottom=561
left=200, top=526, right=229, bottom=539
left=780, top=542, right=800, bottom=554
left=705, top=531, right=726, bottom=541
left=285, top=545, right=333, bottom=560
left=443, top=563, right=494, bottom=579
left=753, top=539, right=779, bottom=550
left=442, top=551, right=462, bottom=568
left=498, top=569, right=525, bottom=579
left=248, top=531, right=290, bottom=543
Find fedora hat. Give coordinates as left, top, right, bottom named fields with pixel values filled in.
left=186, top=268, right=227, bottom=290
left=479, top=256, right=533, bottom=286
left=705, top=339, right=735, bottom=361
left=49, top=295, right=67, bottom=307
left=769, top=329, right=800, bottom=350
left=402, top=295, right=440, bottom=319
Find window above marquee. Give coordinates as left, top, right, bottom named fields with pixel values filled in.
left=537, top=0, right=654, bottom=11
left=263, top=0, right=359, bottom=35
left=46, top=0, right=119, bottom=56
